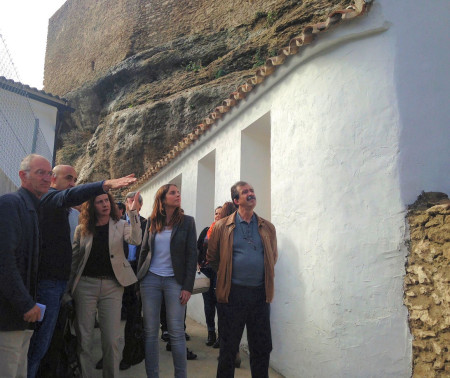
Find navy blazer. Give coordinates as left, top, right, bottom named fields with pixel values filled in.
left=0, top=188, right=40, bottom=331
left=38, top=182, right=106, bottom=281
left=137, top=215, right=197, bottom=293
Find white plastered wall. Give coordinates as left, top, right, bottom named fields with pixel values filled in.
left=137, top=1, right=449, bottom=376
left=30, top=99, right=58, bottom=157
left=0, top=88, right=58, bottom=189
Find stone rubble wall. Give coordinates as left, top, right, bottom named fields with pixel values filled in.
left=405, top=192, right=450, bottom=377
left=44, top=0, right=280, bottom=95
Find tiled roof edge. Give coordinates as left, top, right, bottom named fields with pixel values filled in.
left=131, top=0, right=373, bottom=190
left=0, top=76, right=70, bottom=104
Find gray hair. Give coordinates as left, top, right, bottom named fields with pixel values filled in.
left=126, top=191, right=143, bottom=205
left=19, top=154, right=42, bottom=177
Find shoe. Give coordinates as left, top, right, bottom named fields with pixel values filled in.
left=161, top=331, right=170, bottom=342
left=95, top=358, right=103, bottom=370
left=235, top=352, right=241, bottom=368
left=212, top=337, right=220, bottom=349
left=186, top=348, right=197, bottom=360
left=185, top=332, right=190, bottom=341
left=119, top=360, right=131, bottom=370
left=206, top=331, right=216, bottom=346
left=166, top=341, right=171, bottom=351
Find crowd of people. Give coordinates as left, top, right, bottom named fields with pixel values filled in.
left=0, top=153, right=278, bottom=378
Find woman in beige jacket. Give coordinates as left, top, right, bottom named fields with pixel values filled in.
left=67, top=192, right=141, bottom=377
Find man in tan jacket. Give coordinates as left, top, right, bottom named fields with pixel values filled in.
left=207, top=181, right=277, bottom=378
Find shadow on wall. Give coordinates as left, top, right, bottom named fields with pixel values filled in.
left=270, top=235, right=308, bottom=377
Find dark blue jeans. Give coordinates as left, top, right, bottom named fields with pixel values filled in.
left=27, top=279, right=67, bottom=378
left=201, top=267, right=217, bottom=332
left=217, top=284, right=272, bottom=378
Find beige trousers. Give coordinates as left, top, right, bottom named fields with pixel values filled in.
left=73, top=276, right=124, bottom=378
left=0, top=329, right=33, bottom=378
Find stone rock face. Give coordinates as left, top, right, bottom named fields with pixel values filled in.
left=405, top=192, right=450, bottom=378
left=49, top=0, right=353, bottom=184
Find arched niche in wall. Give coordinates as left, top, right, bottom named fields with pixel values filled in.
left=240, top=112, right=271, bottom=221
left=169, top=173, right=182, bottom=193
left=196, top=149, right=216, bottom=233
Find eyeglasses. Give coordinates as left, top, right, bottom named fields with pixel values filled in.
left=26, top=169, right=53, bottom=177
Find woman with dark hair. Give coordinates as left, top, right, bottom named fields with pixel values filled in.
left=218, top=201, right=236, bottom=221
left=137, top=184, right=197, bottom=378
left=66, top=192, right=142, bottom=377
left=197, top=206, right=222, bottom=346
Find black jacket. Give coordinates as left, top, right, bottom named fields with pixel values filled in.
left=38, top=182, right=106, bottom=281
left=137, top=215, right=197, bottom=292
left=197, top=226, right=209, bottom=266
left=0, top=188, right=40, bottom=331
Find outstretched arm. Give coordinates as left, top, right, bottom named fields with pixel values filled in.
left=102, top=174, right=137, bottom=191
left=40, top=173, right=137, bottom=209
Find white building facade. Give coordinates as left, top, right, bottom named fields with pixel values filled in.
left=0, top=77, right=72, bottom=194
left=137, top=1, right=450, bottom=376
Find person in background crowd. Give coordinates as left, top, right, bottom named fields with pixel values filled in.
left=137, top=184, right=197, bottom=378
left=121, top=191, right=148, bottom=369
left=117, top=202, right=126, bottom=217
left=69, top=205, right=82, bottom=244
left=65, top=192, right=142, bottom=377
left=27, top=164, right=137, bottom=378
left=207, top=182, right=278, bottom=378
left=197, top=206, right=222, bottom=347
left=0, top=154, right=51, bottom=377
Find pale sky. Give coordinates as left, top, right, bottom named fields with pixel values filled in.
left=0, top=0, right=67, bottom=90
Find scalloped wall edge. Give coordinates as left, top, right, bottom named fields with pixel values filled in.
left=129, top=0, right=373, bottom=191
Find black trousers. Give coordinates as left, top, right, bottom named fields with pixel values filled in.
left=122, top=260, right=142, bottom=364
left=217, top=284, right=272, bottom=378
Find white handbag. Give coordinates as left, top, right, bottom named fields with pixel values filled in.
left=192, top=271, right=210, bottom=295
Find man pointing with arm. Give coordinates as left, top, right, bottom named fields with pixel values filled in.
left=27, top=164, right=138, bottom=377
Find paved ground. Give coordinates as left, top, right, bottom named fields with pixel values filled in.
left=91, top=317, right=283, bottom=377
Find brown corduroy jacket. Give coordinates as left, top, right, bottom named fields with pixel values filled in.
left=206, top=211, right=277, bottom=303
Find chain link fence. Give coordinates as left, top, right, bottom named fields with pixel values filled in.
left=0, top=33, right=53, bottom=188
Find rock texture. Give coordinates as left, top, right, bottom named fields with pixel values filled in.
left=48, top=0, right=354, bottom=184
left=405, top=192, right=450, bottom=378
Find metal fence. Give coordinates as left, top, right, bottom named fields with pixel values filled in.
left=0, top=33, right=52, bottom=188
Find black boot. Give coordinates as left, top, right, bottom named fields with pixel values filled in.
left=95, top=358, right=103, bottom=369
left=186, top=348, right=197, bottom=360
left=206, top=331, right=216, bottom=346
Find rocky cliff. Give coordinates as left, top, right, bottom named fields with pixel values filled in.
left=51, top=0, right=352, bottom=183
